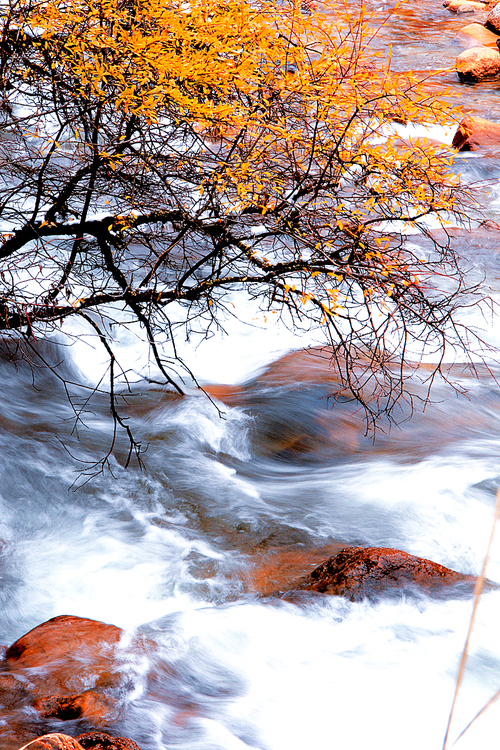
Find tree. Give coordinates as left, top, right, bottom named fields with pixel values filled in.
left=0, top=0, right=484, bottom=470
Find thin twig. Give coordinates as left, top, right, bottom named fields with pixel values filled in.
left=442, top=480, right=500, bottom=749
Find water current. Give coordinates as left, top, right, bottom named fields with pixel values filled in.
left=2, top=3, right=500, bottom=749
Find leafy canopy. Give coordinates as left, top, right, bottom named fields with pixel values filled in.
left=0, top=0, right=477, bottom=464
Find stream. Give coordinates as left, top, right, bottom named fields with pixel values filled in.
left=2, top=2, right=500, bottom=749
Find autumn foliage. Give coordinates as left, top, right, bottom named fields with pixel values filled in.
left=0, top=0, right=476, bottom=457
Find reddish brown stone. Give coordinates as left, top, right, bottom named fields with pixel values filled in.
left=0, top=615, right=156, bottom=747
left=75, top=731, right=142, bottom=750
left=0, top=615, right=137, bottom=737
left=17, top=734, right=83, bottom=750
left=5, top=615, right=122, bottom=668
left=456, top=46, right=500, bottom=80
left=445, top=0, right=492, bottom=12
left=3, top=615, right=125, bottom=704
left=452, top=114, right=500, bottom=150
left=458, top=21, right=500, bottom=46
left=246, top=545, right=346, bottom=595
left=486, top=1, right=500, bottom=31
left=295, top=547, right=480, bottom=600
left=32, top=690, right=116, bottom=723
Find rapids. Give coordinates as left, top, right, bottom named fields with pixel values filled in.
left=2, top=3, right=500, bottom=750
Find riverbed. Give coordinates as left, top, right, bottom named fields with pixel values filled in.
left=2, top=2, right=500, bottom=749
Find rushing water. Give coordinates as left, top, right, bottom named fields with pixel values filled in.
left=2, top=5, right=500, bottom=750
left=3, top=321, right=500, bottom=750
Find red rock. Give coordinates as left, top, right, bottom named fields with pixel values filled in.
left=17, top=733, right=142, bottom=750
left=446, top=0, right=492, bottom=12
left=458, top=21, right=500, bottom=46
left=456, top=45, right=500, bottom=79
left=5, top=615, right=122, bottom=670
left=452, top=114, right=500, bottom=149
left=3, top=615, right=122, bottom=699
left=486, top=1, right=500, bottom=31
left=17, top=734, right=83, bottom=750
left=0, top=614, right=153, bottom=739
left=75, top=731, right=142, bottom=749
left=246, top=544, right=346, bottom=595
left=0, top=615, right=156, bottom=748
left=3, top=615, right=125, bottom=723
left=295, top=547, right=479, bottom=600
left=32, top=690, right=117, bottom=723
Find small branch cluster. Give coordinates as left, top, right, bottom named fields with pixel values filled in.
left=0, top=0, right=486, bottom=470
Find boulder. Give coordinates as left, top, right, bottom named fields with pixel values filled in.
left=17, top=733, right=142, bottom=750
left=5, top=615, right=122, bottom=669
left=17, top=735, right=83, bottom=750
left=458, top=21, right=500, bottom=45
left=445, top=0, right=491, bottom=12
left=0, top=615, right=152, bottom=736
left=75, top=732, right=142, bottom=750
left=486, top=1, right=500, bottom=31
left=32, top=691, right=117, bottom=723
left=295, top=547, right=480, bottom=600
left=3, top=615, right=124, bottom=715
left=456, top=45, right=500, bottom=79
left=452, top=113, right=500, bottom=149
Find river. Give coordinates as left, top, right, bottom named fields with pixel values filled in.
left=2, top=2, right=500, bottom=749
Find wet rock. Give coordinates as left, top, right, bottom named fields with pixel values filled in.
left=445, top=0, right=491, bottom=13
left=0, top=614, right=152, bottom=742
left=458, top=21, right=500, bottom=45
left=3, top=615, right=124, bottom=716
left=75, top=732, right=142, bottom=750
left=17, top=733, right=142, bottom=750
left=486, top=1, right=500, bottom=31
left=247, top=544, right=346, bottom=596
left=456, top=45, right=500, bottom=79
left=17, top=734, right=83, bottom=750
left=205, top=346, right=497, bottom=465
left=32, top=691, right=117, bottom=723
left=452, top=114, right=500, bottom=149
left=294, top=547, right=479, bottom=601
left=5, top=615, right=123, bottom=669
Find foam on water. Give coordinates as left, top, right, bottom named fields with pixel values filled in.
left=1, top=364, right=500, bottom=749
left=132, top=594, right=500, bottom=750
left=2, top=126, right=500, bottom=750
left=62, top=293, right=327, bottom=390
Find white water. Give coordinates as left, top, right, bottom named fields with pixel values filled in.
left=1, top=309, right=500, bottom=749
left=3, top=9, right=500, bottom=750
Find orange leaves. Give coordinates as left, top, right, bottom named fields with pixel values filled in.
left=17, top=0, right=459, bottom=178
left=23, top=0, right=306, bottom=124
left=8, top=0, right=464, bottom=333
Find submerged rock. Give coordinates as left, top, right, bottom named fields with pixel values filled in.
left=452, top=113, right=500, bottom=149
left=294, top=547, right=481, bottom=601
